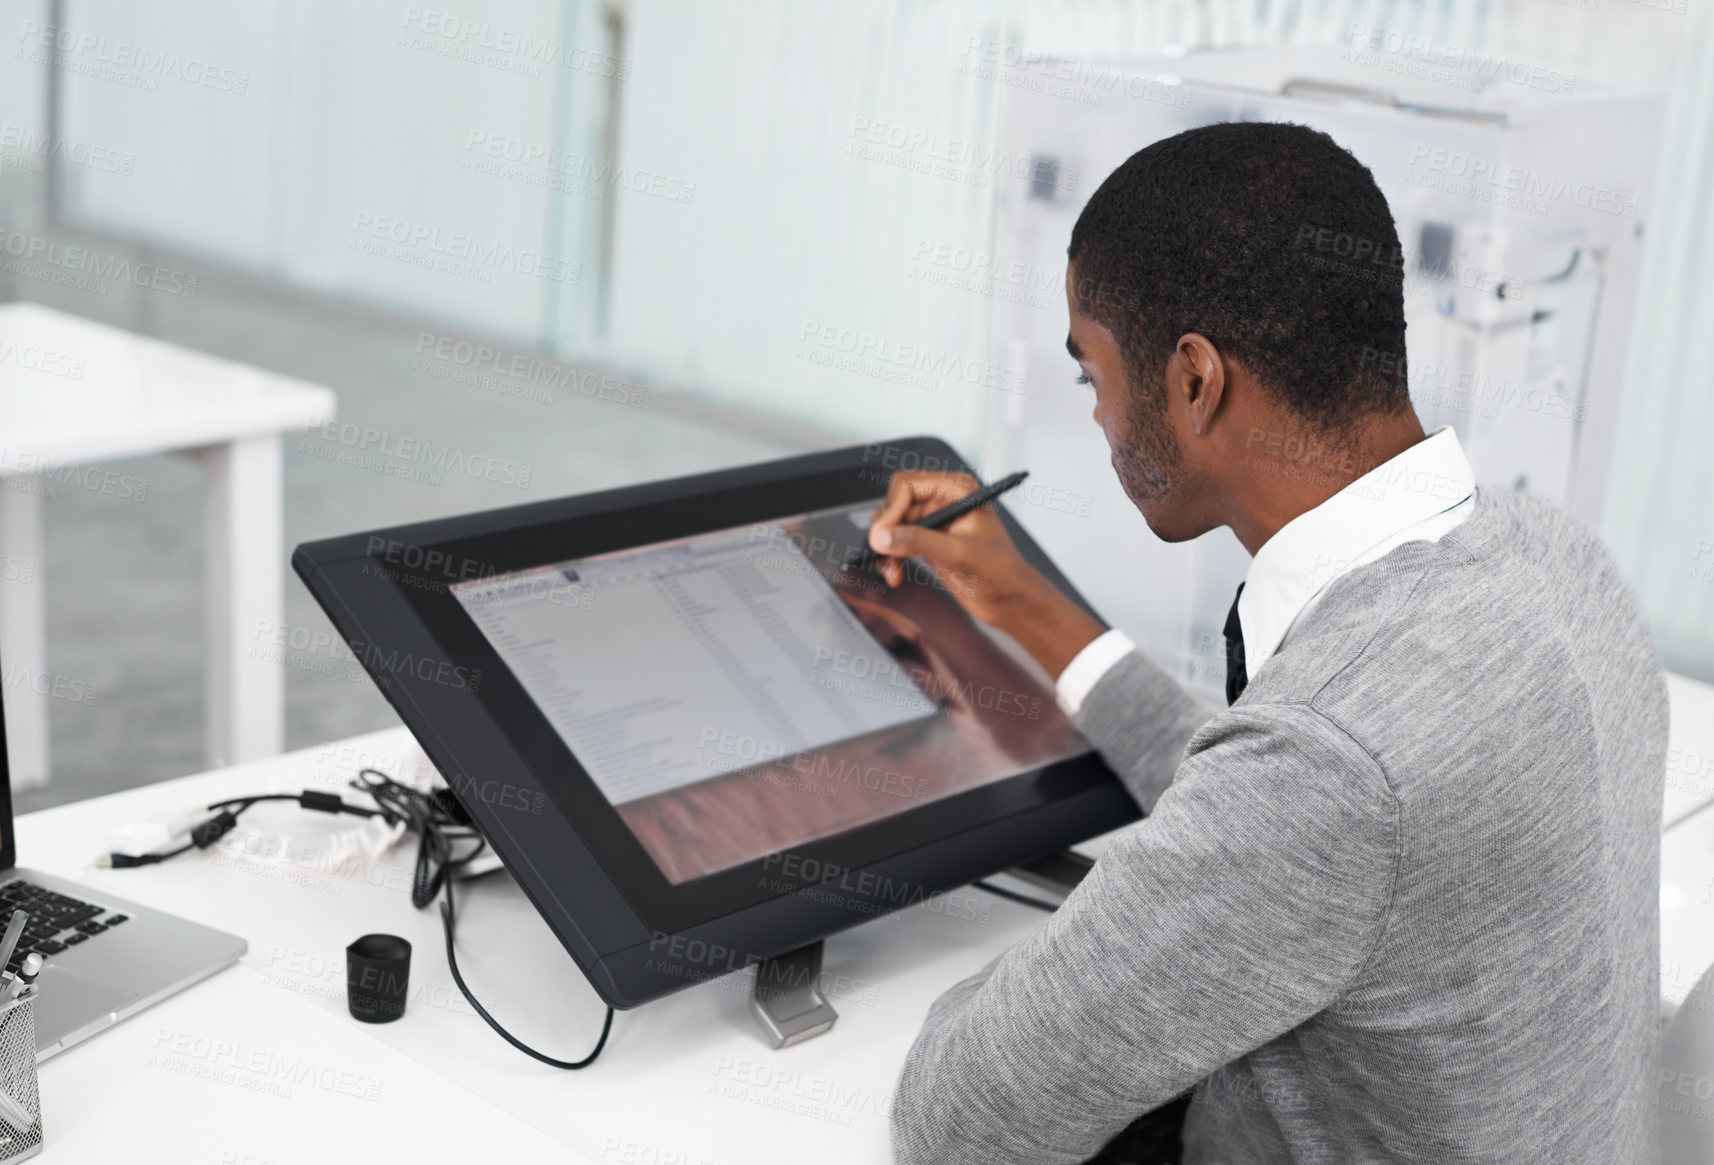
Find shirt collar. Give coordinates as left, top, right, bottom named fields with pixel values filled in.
left=1238, top=425, right=1475, bottom=679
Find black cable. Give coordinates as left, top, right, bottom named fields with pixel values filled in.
left=356, top=769, right=614, bottom=1068
left=351, top=769, right=481, bottom=909
left=107, top=767, right=616, bottom=1069
left=105, top=841, right=194, bottom=868
left=205, top=793, right=299, bottom=812
left=207, top=791, right=387, bottom=819
left=439, top=871, right=613, bottom=1069
left=972, top=880, right=1060, bottom=912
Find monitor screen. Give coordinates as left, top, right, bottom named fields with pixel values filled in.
left=298, top=437, right=1137, bottom=1005
left=450, top=500, right=1086, bottom=883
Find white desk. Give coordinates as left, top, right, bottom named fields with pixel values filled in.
left=0, top=302, right=336, bottom=785
left=21, top=728, right=1054, bottom=1164
left=17, top=721, right=1714, bottom=1163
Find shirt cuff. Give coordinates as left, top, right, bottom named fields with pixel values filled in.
left=1055, top=628, right=1137, bottom=717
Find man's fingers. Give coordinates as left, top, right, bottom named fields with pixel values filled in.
left=872, top=523, right=969, bottom=592
left=871, top=522, right=965, bottom=568
left=869, top=486, right=914, bottom=535
left=874, top=471, right=979, bottom=528
left=865, top=470, right=1002, bottom=595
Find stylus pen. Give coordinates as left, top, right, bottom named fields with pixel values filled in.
left=0, top=911, right=26, bottom=979
left=845, top=470, right=1030, bottom=572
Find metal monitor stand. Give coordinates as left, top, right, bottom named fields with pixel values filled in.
left=747, top=850, right=1093, bottom=1049
left=749, top=941, right=838, bottom=1049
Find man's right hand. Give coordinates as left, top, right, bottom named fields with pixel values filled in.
left=866, top=471, right=1107, bottom=680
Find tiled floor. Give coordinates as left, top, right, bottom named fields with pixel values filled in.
left=8, top=271, right=831, bottom=812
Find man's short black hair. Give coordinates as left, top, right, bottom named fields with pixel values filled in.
left=1068, top=121, right=1409, bottom=434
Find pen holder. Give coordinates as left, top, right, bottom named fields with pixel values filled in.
left=0, top=993, right=42, bottom=1163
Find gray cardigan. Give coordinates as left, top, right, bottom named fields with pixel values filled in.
left=890, top=488, right=1668, bottom=1164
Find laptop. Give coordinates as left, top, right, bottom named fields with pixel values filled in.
left=0, top=659, right=246, bottom=1060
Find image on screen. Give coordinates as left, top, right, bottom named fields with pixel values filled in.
left=451, top=502, right=1088, bottom=883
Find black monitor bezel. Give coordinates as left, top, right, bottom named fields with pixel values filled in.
left=293, top=436, right=1139, bottom=1006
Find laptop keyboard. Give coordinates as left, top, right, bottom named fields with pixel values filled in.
left=0, top=880, right=129, bottom=974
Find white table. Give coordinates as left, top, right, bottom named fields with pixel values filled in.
left=20, top=727, right=1054, bottom=1164
left=0, top=302, right=336, bottom=785
left=16, top=720, right=1714, bottom=1162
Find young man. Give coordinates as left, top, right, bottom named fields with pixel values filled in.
left=877, top=123, right=1667, bottom=1164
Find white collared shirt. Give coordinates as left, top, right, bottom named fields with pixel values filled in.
left=1056, top=426, right=1478, bottom=715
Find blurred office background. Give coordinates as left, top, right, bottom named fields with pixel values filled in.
left=0, top=0, right=1709, bottom=808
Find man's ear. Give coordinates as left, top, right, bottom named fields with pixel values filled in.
left=1175, top=333, right=1225, bottom=436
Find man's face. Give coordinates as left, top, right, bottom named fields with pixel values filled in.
left=1065, top=267, right=1189, bottom=537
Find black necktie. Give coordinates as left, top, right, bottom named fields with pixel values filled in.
left=1223, top=582, right=1248, bottom=706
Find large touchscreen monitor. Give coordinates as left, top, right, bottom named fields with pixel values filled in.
left=294, top=437, right=1139, bottom=1007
